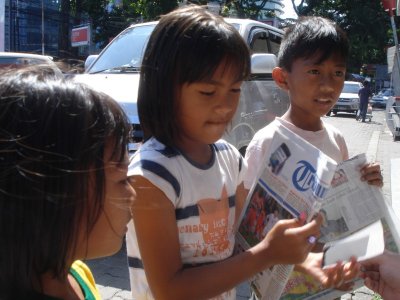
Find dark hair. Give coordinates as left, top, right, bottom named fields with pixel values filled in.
left=0, top=65, right=131, bottom=298
left=138, top=5, right=250, bottom=146
left=278, top=16, right=349, bottom=71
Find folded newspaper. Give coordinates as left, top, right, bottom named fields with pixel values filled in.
left=236, top=125, right=400, bottom=300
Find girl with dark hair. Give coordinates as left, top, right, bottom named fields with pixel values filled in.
left=126, top=6, right=324, bottom=300
left=0, top=65, right=135, bottom=300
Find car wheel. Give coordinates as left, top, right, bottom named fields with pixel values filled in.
left=332, top=110, right=338, bottom=115
left=326, top=110, right=331, bottom=116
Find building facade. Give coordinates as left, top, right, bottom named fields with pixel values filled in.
left=4, top=1, right=61, bottom=55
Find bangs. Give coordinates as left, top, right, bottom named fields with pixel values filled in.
left=174, top=22, right=250, bottom=85
left=293, top=38, right=348, bottom=65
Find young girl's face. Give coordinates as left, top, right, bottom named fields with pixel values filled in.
left=76, top=145, right=135, bottom=259
left=175, top=62, right=243, bottom=148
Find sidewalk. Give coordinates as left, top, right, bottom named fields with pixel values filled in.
left=87, top=108, right=400, bottom=300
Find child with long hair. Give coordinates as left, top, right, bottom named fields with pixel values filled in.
left=126, top=6, right=357, bottom=300
left=0, top=65, right=135, bottom=299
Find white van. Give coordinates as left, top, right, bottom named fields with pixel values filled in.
left=74, top=18, right=289, bottom=154
left=328, top=81, right=362, bottom=116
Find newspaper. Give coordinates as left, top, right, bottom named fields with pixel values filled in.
left=236, top=126, right=400, bottom=300
left=236, top=125, right=337, bottom=300
left=280, top=153, right=400, bottom=300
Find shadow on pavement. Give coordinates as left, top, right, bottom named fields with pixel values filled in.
left=85, top=241, right=131, bottom=291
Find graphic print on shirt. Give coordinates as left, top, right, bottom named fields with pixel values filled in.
left=196, top=185, right=230, bottom=257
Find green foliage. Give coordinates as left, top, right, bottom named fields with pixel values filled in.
left=129, top=0, right=178, bottom=21
left=57, top=0, right=178, bottom=54
left=94, top=3, right=141, bottom=48
left=290, top=0, right=394, bottom=73
left=223, top=0, right=276, bottom=19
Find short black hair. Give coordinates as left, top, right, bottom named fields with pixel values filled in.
left=0, top=65, right=131, bottom=298
left=138, top=5, right=250, bottom=146
left=278, top=16, right=349, bottom=71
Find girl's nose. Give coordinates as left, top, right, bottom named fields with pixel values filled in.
left=215, top=95, right=238, bottom=115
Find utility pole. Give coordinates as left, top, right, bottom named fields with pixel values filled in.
left=382, top=0, right=400, bottom=80
left=41, top=0, right=44, bottom=54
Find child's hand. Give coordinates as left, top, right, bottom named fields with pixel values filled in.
left=360, top=162, right=383, bottom=187
left=261, top=213, right=322, bottom=266
left=296, top=253, right=359, bottom=290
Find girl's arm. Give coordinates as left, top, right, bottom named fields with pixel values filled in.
left=130, top=175, right=322, bottom=300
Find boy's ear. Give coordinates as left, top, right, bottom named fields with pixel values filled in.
left=272, top=67, right=289, bottom=90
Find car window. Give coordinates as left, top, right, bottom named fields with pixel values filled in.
left=0, top=57, right=50, bottom=68
left=88, top=24, right=156, bottom=74
left=248, top=28, right=281, bottom=56
left=342, top=84, right=360, bottom=94
left=380, top=89, right=394, bottom=96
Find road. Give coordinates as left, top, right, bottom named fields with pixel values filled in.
left=87, top=108, right=400, bottom=300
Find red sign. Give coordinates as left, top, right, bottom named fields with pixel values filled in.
left=71, top=25, right=90, bottom=47
left=382, top=0, right=396, bottom=11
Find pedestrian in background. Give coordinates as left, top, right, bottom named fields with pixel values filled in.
left=358, top=80, right=372, bottom=122
left=0, top=66, right=135, bottom=300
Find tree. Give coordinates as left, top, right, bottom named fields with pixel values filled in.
left=290, top=0, right=392, bottom=73
left=58, top=0, right=110, bottom=57
left=59, top=0, right=73, bottom=58
left=129, top=0, right=178, bottom=21
left=222, top=0, right=277, bottom=19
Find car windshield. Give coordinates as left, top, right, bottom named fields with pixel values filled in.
left=342, top=83, right=360, bottom=94
left=87, top=21, right=242, bottom=74
left=378, top=89, right=394, bottom=96
left=88, top=24, right=156, bottom=74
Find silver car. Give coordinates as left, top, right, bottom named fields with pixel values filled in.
left=328, top=81, right=362, bottom=116
left=371, top=88, right=394, bottom=108
left=74, top=19, right=290, bottom=154
left=0, top=52, right=61, bottom=72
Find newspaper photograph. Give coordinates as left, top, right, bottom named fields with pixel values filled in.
left=319, top=154, right=386, bottom=243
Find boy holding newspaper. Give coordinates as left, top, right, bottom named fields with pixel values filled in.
left=244, top=16, right=383, bottom=292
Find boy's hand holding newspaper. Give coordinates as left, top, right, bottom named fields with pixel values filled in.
left=360, top=162, right=383, bottom=187
left=258, top=213, right=322, bottom=266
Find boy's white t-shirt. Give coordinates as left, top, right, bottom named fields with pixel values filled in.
left=244, top=117, right=349, bottom=189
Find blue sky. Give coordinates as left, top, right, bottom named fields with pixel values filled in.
left=281, top=0, right=298, bottom=19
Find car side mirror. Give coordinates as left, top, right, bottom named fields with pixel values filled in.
left=251, top=53, right=277, bottom=75
left=84, top=55, right=99, bottom=72
left=250, top=53, right=277, bottom=80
